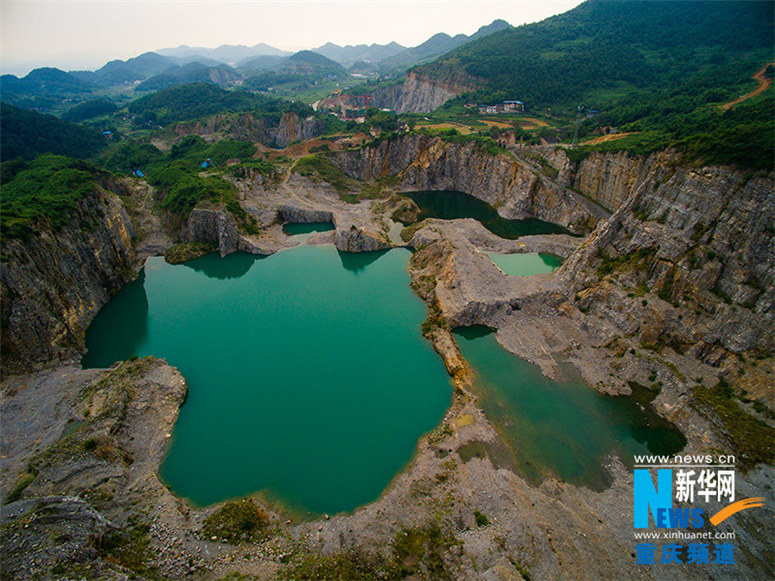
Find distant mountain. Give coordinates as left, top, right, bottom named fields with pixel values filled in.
left=88, top=52, right=174, bottom=86
left=0, top=102, right=106, bottom=161
left=379, top=20, right=511, bottom=72
left=136, top=62, right=242, bottom=92
left=235, top=55, right=286, bottom=75
left=283, top=51, right=346, bottom=75
left=241, top=51, right=347, bottom=93
left=156, top=43, right=291, bottom=64
left=1, top=68, right=92, bottom=96
left=312, top=41, right=406, bottom=67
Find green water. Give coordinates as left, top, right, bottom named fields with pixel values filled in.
left=83, top=246, right=452, bottom=516
left=453, top=327, right=686, bottom=490
left=487, top=252, right=563, bottom=276
left=405, top=191, right=571, bottom=239
left=282, top=222, right=335, bottom=240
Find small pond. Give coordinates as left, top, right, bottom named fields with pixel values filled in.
left=454, top=326, right=686, bottom=490
left=487, top=252, right=563, bottom=276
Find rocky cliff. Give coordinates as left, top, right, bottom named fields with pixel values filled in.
left=369, top=71, right=472, bottom=113
left=275, top=112, right=326, bottom=148
left=171, top=111, right=325, bottom=149
left=172, top=113, right=276, bottom=145
left=333, top=133, right=609, bottom=232
left=1, top=189, right=136, bottom=374
left=562, top=153, right=775, bottom=358
left=184, top=207, right=242, bottom=256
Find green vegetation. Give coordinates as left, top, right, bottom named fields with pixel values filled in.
left=98, top=139, right=164, bottom=174
left=420, top=0, right=773, bottom=170
left=97, top=134, right=262, bottom=229
left=393, top=522, right=459, bottom=579
left=692, top=383, right=775, bottom=469
left=164, top=241, right=218, bottom=264
left=127, top=82, right=310, bottom=126
left=4, top=472, right=35, bottom=504
left=434, top=130, right=505, bottom=156
left=1, top=102, right=106, bottom=161
left=294, top=154, right=356, bottom=194
left=98, top=518, right=154, bottom=573
left=595, top=247, right=655, bottom=278
left=61, top=98, right=119, bottom=122
left=201, top=499, right=270, bottom=543
left=281, top=550, right=400, bottom=581
left=1, top=155, right=101, bottom=239
left=147, top=160, right=237, bottom=215
left=473, top=510, right=490, bottom=527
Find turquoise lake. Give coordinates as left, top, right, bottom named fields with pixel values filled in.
left=454, top=327, right=686, bottom=489
left=83, top=246, right=452, bottom=516
left=487, top=252, right=563, bottom=276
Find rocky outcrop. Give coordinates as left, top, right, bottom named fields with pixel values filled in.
left=0, top=496, right=116, bottom=579
left=184, top=207, right=241, bottom=256
left=275, top=111, right=301, bottom=148
left=563, top=155, right=775, bottom=356
left=171, top=111, right=325, bottom=150
left=275, top=112, right=326, bottom=148
left=370, top=71, right=472, bottom=113
left=0, top=358, right=190, bottom=579
left=172, top=112, right=276, bottom=145
left=570, top=151, right=655, bottom=212
left=0, top=191, right=136, bottom=374
left=334, top=223, right=391, bottom=252
left=334, top=133, right=609, bottom=233
left=278, top=205, right=333, bottom=223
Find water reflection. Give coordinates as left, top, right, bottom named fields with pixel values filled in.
left=181, top=252, right=258, bottom=279
left=404, top=191, right=571, bottom=239
left=337, top=249, right=389, bottom=273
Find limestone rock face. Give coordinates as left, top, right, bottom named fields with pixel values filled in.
left=334, top=224, right=392, bottom=252
left=173, top=112, right=276, bottom=145
left=278, top=205, right=333, bottom=223
left=334, top=134, right=608, bottom=233
left=275, top=111, right=301, bottom=148
left=0, top=190, right=136, bottom=374
left=185, top=207, right=241, bottom=256
left=563, top=156, right=775, bottom=355
left=570, top=151, right=655, bottom=212
left=275, top=112, right=326, bottom=148
left=0, top=496, right=115, bottom=578
left=369, top=71, right=473, bottom=113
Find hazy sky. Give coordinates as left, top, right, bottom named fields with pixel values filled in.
left=1, top=1, right=583, bottom=75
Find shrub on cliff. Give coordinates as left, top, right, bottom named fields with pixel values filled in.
left=202, top=499, right=270, bottom=543
left=1, top=154, right=101, bottom=239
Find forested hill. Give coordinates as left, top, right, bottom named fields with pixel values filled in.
left=417, top=0, right=774, bottom=109
left=0, top=103, right=106, bottom=161
left=126, top=83, right=312, bottom=126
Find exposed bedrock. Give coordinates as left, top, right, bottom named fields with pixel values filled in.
left=184, top=207, right=242, bottom=256
left=170, top=111, right=325, bottom=150
left=562, top=155, right=775, bottom=356
left=368, top=71, right=472, bottom=114
left=333, top=133, right=609, bottom=233
left=0, top=190, right=136, bottom=374
left=277, top=204, right=333, bottom=223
